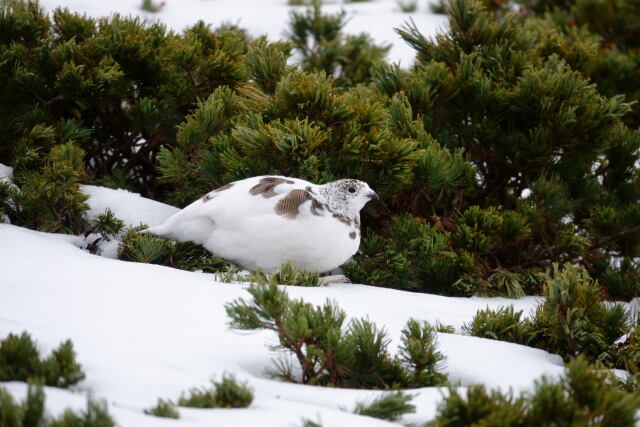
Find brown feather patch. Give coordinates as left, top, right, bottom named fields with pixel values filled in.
left=250, top=177, right=294, bottom=198
left=332, top=213, right=352, bottom=226
left=349, top=231, right=357, bottom=239
left=214, top=183, right=234, bottom=192
left=310, top=198, right=324, bottom=216
left=202, top=182, right=234, bottom=203
left=275, top=189, right=314, bottom=219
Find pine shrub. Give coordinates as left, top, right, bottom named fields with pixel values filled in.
left=3, top=0, right=640, bottom=302
left=177, top=387, right=217, bottom=408
left=429, top=358, right=640, bottom=425
left=529, top=263, right=629, bottom=363
left=1, top=142, right=89, bottom=233
left=144, top=398, right=180, bottom=418
left=399, top=319, right=448, bottom=387
left=358, top=0, right=640, bottom=299
left=118, top=227, right=230, bottom=273
left=89, top=209, right=125, bottom=241
left=225, top=283, right=448, bottom=388
left=462, top=264, right=632, bottom=364
left=246, top=262, right=321, bottom=287
left=299, top=418, right=323, bottom=427
left=0, top=332, right=84, bottom=388
left=287, top=0, right=390, bottom=87
left=41, top=340, right=85, bottom=388
left=50, top=398, right=115, bottom=427
left=177, top=374, right=253, bottom=409
left=430, top=385, right=527, bottom=426
left=210, top=374, right=254, bottom=408
left=157, top=77, right=421, bottom=208
left=353, top=391, right=416, bottom=421
left=462, top=306, right=533, bottom=345
left=345, top=211, right=544, bottom=296
left=0, top=332, right=42, bottom=383
left=615, top=323, right=640, bottom=372
left=0, top=384, right=115, bottom=427
left=396, top=0, right=418, bottom=12
left=0, top=383, right=47, bottom=427
left=0, top=0, right=254, bottom=197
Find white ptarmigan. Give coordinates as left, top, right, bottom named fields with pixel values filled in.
left=147, top=176, right=378, bottom=273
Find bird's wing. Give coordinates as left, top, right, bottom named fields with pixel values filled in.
left=148, top=176, right=320, bottom=242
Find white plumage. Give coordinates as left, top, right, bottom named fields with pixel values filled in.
left=148, top=176, right=378, bottom=273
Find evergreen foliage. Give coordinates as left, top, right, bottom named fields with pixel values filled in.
left=287, top=0, right=390, bottom=87
left=144, top=398, right=180, bottom=418
left=462, top=306, right=532, bottom=344
left=41, top=340, right=86, bottom=388
left=399, top=319, right=448, bottom=387
left=49, top=399, right=115, bottom=427
left=216, top=263, right=319, bottom=285
left=463, top=264, right=632, bottom=365
left=157, top=78, right=421, bottom=208
left=244, top=262, right=321, bottom=287
left=118, top=227, right=230, bottom=272
left=353, top=391, right=416, bottom=421
left=3, top=0, right=640, bottom=301
left=299, top=418, right=323, bottom=427
left=209, top=374, right=254, bottom=408
left=0, top=384, right=46, bottom=427
left=154, top=0, right=640, bottom=299
left=0, top=332, right=41, bottom=383
left=366, top=0, right=640, bottom=298
left=225, top=283, right=448, bottom=388
left=344, top=210, right=545, bottom=296
left=177, top=374, right=253, bottom=409
left=0, top=332, right=85, bottom=388
left=89, top=209, right=125, bottom=241
left=0, top=0, right=253, bottom=197
left=428, top=357, right=640, bottom=426
left=0, top=384, right=115, bottom=427
left=529, top=263, right=629, bottom=364
left=0, top=142, right=89, bottom=233
left=396, top=0, right=419, bottom=13
left=177, top=387, right=217, bottom=408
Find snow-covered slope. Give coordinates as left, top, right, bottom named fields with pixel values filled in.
left=37, top=0, right=448, bottom=66
left=0, top=186, right=566, bottom=426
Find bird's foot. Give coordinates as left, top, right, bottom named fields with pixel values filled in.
left=319, top=274, right=352, bottom=285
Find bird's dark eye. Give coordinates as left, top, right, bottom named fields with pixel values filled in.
left=348, top=187, right=356, bottom=193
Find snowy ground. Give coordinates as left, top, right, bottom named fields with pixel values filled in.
left=36, top=0, right=449, bottom=66
left=0, top=2, right=576, bottom=425
left=0, top=183, right=569, bottom=426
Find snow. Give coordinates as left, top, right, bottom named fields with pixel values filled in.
left=36, top=0, right=449, bottom=66
left=82, top=184, right=179, bottom=228
left=0, top=185, right=570, bottom=426
left=0, top=1, right=579, bottom=424
left=0, top=163, right=12, bottom=183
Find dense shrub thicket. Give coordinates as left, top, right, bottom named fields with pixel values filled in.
left=0, top=0, right=640, bottom=299
left=3, top=0, right=639, bottom=300
left=0, top=0, right=250, bottom=196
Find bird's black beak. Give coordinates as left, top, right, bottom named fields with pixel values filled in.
left=367, top=191, right=379, bottom=200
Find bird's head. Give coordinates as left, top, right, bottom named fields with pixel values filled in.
left=320, top=179, right=378, bottom=217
